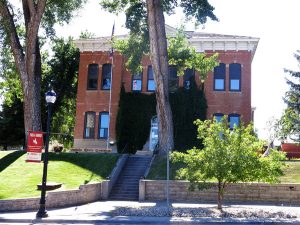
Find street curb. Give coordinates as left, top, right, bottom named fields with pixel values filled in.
left=1, top=216, right=300, bottom=224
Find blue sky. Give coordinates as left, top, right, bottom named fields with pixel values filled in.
left=56, top=0, right=300, bottom=140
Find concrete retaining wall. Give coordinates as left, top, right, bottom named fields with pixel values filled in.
left=140, top=180, right=300, bottom=204
left=0, top=182, right=103, bottom=212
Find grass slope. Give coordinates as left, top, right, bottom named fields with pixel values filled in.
left=147, top=156, right=300, bottom=183
left=0, top=151, right=118, bottom=199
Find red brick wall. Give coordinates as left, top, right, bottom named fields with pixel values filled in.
left=204, top=51, right=252, bottom=124
left=74, top=50, right=253, bottom=148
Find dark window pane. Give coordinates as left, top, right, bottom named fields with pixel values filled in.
left=84, top=112, right=95, bottom=138
left=214, top=63, right=225, bottom=90
left=102, top=64, right=111, bottom=90
left=147, top=66, right=155, bottom=91
left=148, top=66, right=154, bottom=79
left=87, top=64, right=98, bottom=90
left=229, top=63, right=241, bottom=91
left=132, top=71, right=142, bottom=91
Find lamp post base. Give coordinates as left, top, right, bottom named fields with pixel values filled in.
left=36, top=205, right=48, bottom=218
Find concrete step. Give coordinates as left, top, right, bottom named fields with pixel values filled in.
left=109, top=155, right=153, bottom=201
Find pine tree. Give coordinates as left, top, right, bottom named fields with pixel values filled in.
left=282, top=50, right=300, bottom=142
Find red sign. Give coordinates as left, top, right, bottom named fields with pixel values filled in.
left=26, top=131, right=44, bottom=163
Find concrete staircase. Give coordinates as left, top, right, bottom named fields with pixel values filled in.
left=109, top=155, right=152, bottom=201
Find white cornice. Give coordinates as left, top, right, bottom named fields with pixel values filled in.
left=74, top=28, right=259, bottom=60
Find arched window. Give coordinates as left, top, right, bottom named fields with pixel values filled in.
left=87, top=64, right=98, bottom=90
left=102, top=64, right=112, bottom=90
left=99, top=112, right=109, bottom=139
left=84, top=111, right=95, bottom=138
left=132, top=71, right=142, bottom=92
left=147, top=66, right=155, bottom=92
left=168, top=65, right=178, bottom=92
left=228, top=114, right=240, bottom=129
left=214, top=63, right=226, bottom=91
left=229, top=63, right=241, bottom=91
left=213, top=113, right=224, bottom=123
left=183, top=68, right=195, bottom=90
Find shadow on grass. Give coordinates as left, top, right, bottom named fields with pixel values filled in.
left=0, top=151, right=26, bottom=172
left=48, top=152, right=119, bottom=180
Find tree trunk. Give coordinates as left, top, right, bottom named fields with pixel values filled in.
left=0, top=1, right=45, bottom=147
left=146, top=0, right=174, bottom=155
left=217, top=181, right=223, bottom=210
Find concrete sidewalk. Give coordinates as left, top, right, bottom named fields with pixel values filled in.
left=0, top=201, right=300, bottom=224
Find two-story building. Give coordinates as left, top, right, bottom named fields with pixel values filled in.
left=73, top=25, right=259, bottom=150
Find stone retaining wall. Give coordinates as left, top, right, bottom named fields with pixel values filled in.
left=0, top=182, right=102, bottom=212
left=140, top=180, right=300, bottom=204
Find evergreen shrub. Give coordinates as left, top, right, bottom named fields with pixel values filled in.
left=116, top=79, right=207, bottom=154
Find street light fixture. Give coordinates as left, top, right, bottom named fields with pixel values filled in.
left=36, top=88, right=56, bottom=218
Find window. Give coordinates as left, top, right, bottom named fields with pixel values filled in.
left=147, top=66, right=155, bottom=91
left=168, top=65, right=178, bottom=92
left=214, top=63, right=226, bottom=91
left=84, top=112, right=95, bottom=138
left=183, top=69, right=195, bottom=90
left=229, top=63, right=241, bottom=91
left=229, top=114, right=240, bottom=129
left=213, top=113, right=224, bottom=123
left=87, top=64, right=98, bottom=90
left=102, top=64, right=112, bottom=90
left=132, top=71, right=142, bottom=91
left=99, top=112, right=109, bottom=139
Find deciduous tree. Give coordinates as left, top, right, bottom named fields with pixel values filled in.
left=0, top=0, right=86, bottom=144
left=172, top=116, right=285, bottom=209
left=100, top=0, right=218, bottom=154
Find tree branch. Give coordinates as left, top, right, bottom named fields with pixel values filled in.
left=25, top=0, right=46, bottom=76
left=0, top=1, right=26, bottom=83
left=26, top=0, right=36, bottom=17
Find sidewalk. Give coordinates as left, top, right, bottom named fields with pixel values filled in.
left=0, top=201, right=300, bottom=224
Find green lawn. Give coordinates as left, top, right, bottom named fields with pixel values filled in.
left=0, top=151, right=119, bottom=199
left=280, top=160, right=300, bottom=183
left=147, top=156, right=300, bottom=183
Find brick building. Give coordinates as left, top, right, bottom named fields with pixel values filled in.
left=73, top=26, right=259, bottom=150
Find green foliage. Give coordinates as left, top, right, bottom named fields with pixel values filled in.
left=0, top=37, right=79, bottom=149
left=42, top=0, right=87, bottom=37
left=167, top=26, right=219, bottom=78
left=0, top=95, right=24, bottom=149
left=116, top=81, right=207, bottom=153
left=172, top=116, right=286, bottom=209
left=114, top=32, right=149, bottom=75
left=42, top=37, right=80, bottom=148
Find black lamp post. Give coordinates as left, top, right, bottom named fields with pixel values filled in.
left=36, top=89, right=56, bottom=218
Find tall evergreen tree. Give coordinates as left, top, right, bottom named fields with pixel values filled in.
left=282, top=50, right=300, bottom=142
left=283, top=51, right=300, bottom=141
